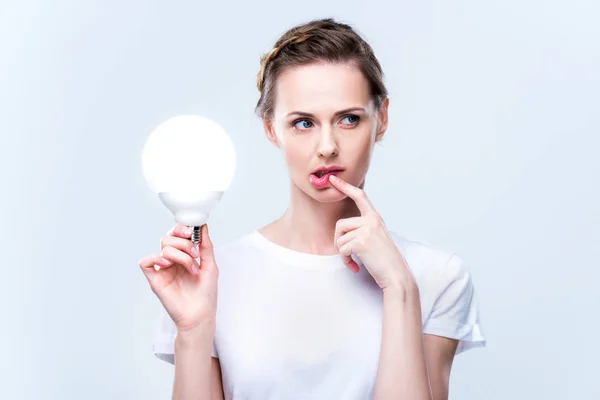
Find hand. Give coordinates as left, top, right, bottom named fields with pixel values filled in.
left=329, top=175, right=416, bottom=291
left=138, top=224, right=219, bottom=332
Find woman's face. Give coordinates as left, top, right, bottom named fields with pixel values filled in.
left=264, top=62, right=389, bottom=203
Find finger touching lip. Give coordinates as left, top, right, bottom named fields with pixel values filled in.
left=310, top=170, right=342, bottom=188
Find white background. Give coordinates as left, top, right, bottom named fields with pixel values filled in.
left=1, top=0, right=598, bottom=398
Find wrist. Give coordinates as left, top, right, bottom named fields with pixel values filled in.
left=379, top=251, right=418, bottom=292
left=382, top=274, right=419, bottom=297
left=175, top=320, right=215, bottom=346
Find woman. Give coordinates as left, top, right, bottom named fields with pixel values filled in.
left=139, top=18, right=485, bottom=400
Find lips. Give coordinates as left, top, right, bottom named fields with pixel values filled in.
left=309, top=166, right=345, bottom=189
left=312, top=166, right=345, bottom=177
left=315, top=170, right=340, bottom=178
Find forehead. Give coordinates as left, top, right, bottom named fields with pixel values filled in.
left=274, top=62, right=372, bottom=115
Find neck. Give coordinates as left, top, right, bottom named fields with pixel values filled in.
left=262, top=180, right=361, bottom=255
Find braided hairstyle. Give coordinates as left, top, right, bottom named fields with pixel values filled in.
left=255, top=18, right=388, bottom=119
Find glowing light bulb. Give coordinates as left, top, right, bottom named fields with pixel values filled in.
left=142, top=115, right=236, bottom=244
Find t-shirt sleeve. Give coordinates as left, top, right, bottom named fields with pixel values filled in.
left=422, top=253, right=486, bottom=355
left=152, top=305, right=218, bottom=365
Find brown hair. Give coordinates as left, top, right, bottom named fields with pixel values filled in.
left=255, top=18, right=388, bottom=119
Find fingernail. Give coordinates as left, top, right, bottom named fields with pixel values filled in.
left=183, top=227, right=193, bottom=237
left=154, top=264, right=160, bottom=271
left=330, top=175, right=339, bottom=182
left=192, top=263, right=199, bottom=274
left=191, top=246, right=199, bottom=257
left=161, top=257, right=170, bottom=265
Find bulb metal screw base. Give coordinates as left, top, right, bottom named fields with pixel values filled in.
left=190, top=225, right=204, bottom=246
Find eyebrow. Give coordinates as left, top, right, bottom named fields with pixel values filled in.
left=286, top=107, right=366, bottom=118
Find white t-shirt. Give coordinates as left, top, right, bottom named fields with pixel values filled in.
left=153, top=230, right=485, bottom=399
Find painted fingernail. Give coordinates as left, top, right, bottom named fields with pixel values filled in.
left=154, top=264, right=160, bottom=271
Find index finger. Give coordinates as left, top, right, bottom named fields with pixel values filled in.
left=166, top=224, right=193, bottom=238
left=328, top=175, right=373, bottom=214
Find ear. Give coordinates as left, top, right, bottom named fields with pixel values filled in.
left=262, top=118, right=281, bottom=148
left=375, top=97, right=390, bottom=143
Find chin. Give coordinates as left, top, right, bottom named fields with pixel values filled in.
left=307, top=185, right=347, bottom=203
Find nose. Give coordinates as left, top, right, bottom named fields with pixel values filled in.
left=317, top=128, right=339, bottom=158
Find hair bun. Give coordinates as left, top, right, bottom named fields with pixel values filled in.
left=256, top=33, right=312, bottom=93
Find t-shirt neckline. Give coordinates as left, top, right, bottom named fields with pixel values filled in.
left=248, top=230, right=347, bottom=270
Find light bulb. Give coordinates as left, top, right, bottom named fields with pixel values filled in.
left=142, top=115, right=236, bottom=245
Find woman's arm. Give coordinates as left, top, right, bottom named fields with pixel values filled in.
left=172, top=322, right=216, bottom=400
left=374, top=282, right=459, bottom=400
left=325, top=177, right=461, bottom=399
left=373, top=283, right=431, bottom=400
left=423, top=334, right=458, bottom=400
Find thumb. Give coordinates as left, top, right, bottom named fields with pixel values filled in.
left=198, top=224, right=217, bottom=271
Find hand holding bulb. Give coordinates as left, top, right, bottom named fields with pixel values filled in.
left=139, top=115, right=236, bottom=332
left=138, top=224, right=219, bottom=332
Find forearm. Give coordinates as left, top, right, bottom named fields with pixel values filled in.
left=172, top=321, right=215, bottom=400
left=374, top=284, right=431, bottom=400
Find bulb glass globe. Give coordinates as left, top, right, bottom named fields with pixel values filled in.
left=142, top=115, right=236, bottom=243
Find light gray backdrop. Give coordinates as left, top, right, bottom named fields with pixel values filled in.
left=1, top=0, right=598, bottom=399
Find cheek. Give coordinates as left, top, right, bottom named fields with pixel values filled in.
left=281, top=140, right=310, bottom=172
left=356, top=148, right=373, bottom=173
left=350, top=131, right=374, bottom=157
left=346, top=135, right=374, bottom=175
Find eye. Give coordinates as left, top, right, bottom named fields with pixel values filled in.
left=340, top=115, right=360, bottom=126
left=293, top=119, right=313, bottom=131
